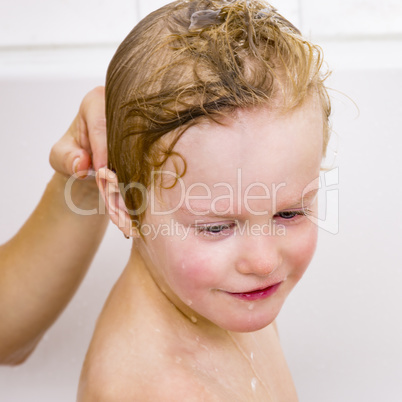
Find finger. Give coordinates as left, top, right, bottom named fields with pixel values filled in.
left=49, top=133, right=91, bottom=177
left=79, top=86, right=107, bottom=171
left=73, top=151, right=92, bottom=179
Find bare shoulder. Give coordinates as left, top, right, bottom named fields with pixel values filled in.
left=78, top=314, right=222, bottom=401
left=77, top=325, right=129, bottom=401
left=78, top=346, right=219, bottom=402
left=78, top=273, right=220, bottom=401
left=77, top=273, right=139, bottom=401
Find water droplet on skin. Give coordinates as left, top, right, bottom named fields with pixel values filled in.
left=251, top=377, right=257, bottom=392
left=250, top=352, right=254, bottom=360
left=186, top=299, right=193, bottom=306
left=248, top=303, right=255, bottom=310
left=190, top=315, right=198, bottom=323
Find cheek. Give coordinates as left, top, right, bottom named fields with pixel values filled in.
left=164, top=240, right=225, bottom=293
left=288, top=224, right=318, bottom=278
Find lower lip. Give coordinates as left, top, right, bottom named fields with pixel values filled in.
left=227, top=282, right=281, bottom=302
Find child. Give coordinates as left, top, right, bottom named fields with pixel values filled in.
left=78, top=0, right=331, bottom=400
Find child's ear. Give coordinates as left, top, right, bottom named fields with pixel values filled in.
left=96, top=168, right=135, bottom=238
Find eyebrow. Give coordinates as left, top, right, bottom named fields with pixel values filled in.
left=278, top=188, right=319, bottom=210
left=178, top=202, right=239, bottom=218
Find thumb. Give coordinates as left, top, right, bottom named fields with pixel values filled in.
left=49, top=131, right=92, bottom=177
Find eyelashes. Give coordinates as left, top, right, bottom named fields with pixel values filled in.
left=274, top=208, right=312, bottom=220
left=195, top=208, right=312, bottom=237
left=195, top=222, right=237, bottom=236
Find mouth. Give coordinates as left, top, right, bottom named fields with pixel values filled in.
left=225, top=282, right=282, bottom=302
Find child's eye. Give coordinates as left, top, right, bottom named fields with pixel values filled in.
left=195, top=222, right=236, bottom=237
left=274, top=209, right=310, bottom=220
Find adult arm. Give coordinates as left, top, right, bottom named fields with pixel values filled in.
left=0, top=87, right=109, bottom=365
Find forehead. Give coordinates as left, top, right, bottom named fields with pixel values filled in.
left=163, top=97, right=323, bottom=194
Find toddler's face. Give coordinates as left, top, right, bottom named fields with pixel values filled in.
left=137, top=95, right=323, bottom=332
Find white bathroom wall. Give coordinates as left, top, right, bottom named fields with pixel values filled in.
left=0, top=1, right=401, bottom=401
left=0, top=1, right=138, bottom=46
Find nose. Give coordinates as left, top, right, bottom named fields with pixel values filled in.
left=235, top=234, right=282, bottom=277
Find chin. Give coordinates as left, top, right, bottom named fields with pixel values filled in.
left=217, top=312, right=278, bottom=333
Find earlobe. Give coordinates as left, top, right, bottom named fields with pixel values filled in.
left=96, top=168, right=135, bottom=238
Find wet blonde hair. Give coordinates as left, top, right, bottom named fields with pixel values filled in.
left=106, top=0, right=331, bottom=221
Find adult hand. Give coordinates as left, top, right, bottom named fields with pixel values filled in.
left=49, top=86, right=107, bottom=176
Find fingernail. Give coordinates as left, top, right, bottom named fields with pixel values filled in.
left=73, top=158, right=80, bottom=174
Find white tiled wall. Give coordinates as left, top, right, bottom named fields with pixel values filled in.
left=138, top=0, right=171, bottom=18
left=301, top=0, right=402, bottom=38
left=0, top=0, right=138, bottom=47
